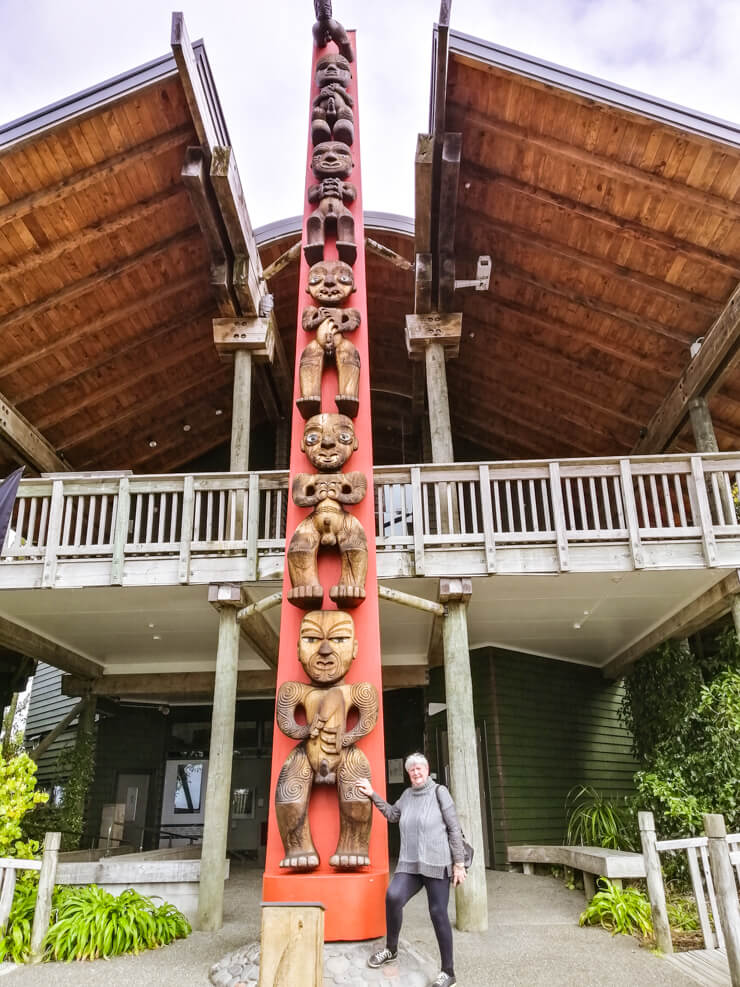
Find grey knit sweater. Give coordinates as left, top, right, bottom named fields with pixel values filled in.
left=370, top=778, right=465, bottom=879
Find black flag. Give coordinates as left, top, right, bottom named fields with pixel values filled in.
left=0, top=468, right=24, bottom=553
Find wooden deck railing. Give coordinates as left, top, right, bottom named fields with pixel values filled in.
left=3, top=453, right=740, bottom=587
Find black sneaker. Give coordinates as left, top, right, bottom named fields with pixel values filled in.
left=430, top=974, right=456, bottom=987
left=367, top=946, right=398, bottom=968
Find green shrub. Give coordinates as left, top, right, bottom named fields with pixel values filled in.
left=667, top=896, right=700, bottom=932
left=565, top=785, right=636, bottom=851
left=579, top=880, right=653, bottom=937
left=0, top=751, right=48, bottom=861
left=44, top=886, right=191, bottom=961
left=0, top=879, right=37, bottom=962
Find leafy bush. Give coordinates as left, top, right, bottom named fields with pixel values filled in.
left=667, top=895, right=700, bottom=932
left=0, top=879, right=37, bottom=962
left=622, top=629, right=740, bottom=847
left=0, top=751, right=48, bottom=860
left=579, top=880, right=653, bottom=936
left=44, top=886, right=191, bottom=961
left=565, top=785, right=636, bottom=851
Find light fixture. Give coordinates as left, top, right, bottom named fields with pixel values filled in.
left=152, top=634, right=161, bottom=641
left=215, top=409, right=223, bottom=416
left=573, top=622, right=582, bottom=630
left=183, top=423, right=192, bottom=432
left=148, top=438, right=157, bottom=448
left=148, top=622, right=155, bottom=629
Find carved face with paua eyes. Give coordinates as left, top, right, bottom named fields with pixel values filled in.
left=306, top=261, right=355, bottom=304
left=311, top=141, right=354, bottom=180
left=298, top=610, right=358, bottom=684
left=301, top=413, right=357, bottom=472
left=315, top=53, right=352, bottom=90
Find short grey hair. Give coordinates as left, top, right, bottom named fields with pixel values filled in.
left=404, top=752, right=429, bottom=772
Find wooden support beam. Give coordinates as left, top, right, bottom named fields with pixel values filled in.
left=430, top=3, right=451, bottom=136
left=0, top=616, right=101, bottom=680
left=0, top=393, right=69, bottom=473
left=603, top=570, right=740, bottom=679
left=0, top=228, right=201, bottom=336
left=0, top=272, right=206, bottom=383
left=0, top=187, right=186, bottom=285
left=427, top=613, right=444, bottom=668
left=365, top=237, right=414, bottom=272
left=415, top=134, right=435, bottom=257
left=414, top=253, right=433, bottom=315
left=448, top=104, right=740, bottom=224
left=28, top=697, right=89, bottom=763
left=210, top=147, right=262, bottom=314
left=437, top=133, right=462, bottom=312
left=238, top=589, right=279, bottom=669
left=633, top=282, right=740, bottom=453
left=171, top=12, right=227, bottom=154
left=0, top=126, right=192, bottom=228
left=378, top=584, right=445, bottom=617
left=261, top=240, right=302, bottom=281
left=181, top=146, right=238, bottom=316
left=62, top=664, right=424, bottom=700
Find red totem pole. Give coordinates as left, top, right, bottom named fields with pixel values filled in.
left=262, top=5, right=389, bottom=941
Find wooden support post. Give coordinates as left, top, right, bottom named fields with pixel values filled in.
left=688, top=397, right=720, bottom=453
left=440, top=578, right=488, bottom=932
left=231, top=348, right=253, bottom=472
left=732, top=596, right=740, bottom=646
left=426, top=343, right=454, bottom=464
left=258, top=903, right=324, bottom=987
left=638, top=811, right=673, bottom=954
left=197, top=584, right=242, bottom=931
left=29, top=696, right=89, bottom=763
left=29, top=831, right=60, bottom=963
left=704, top=814, right=740, bottom=985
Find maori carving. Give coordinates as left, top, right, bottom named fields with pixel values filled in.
left=312, top=54, right=354, bottom=146
left=312, top=1, right=354, bottom=63
left=298, top=306, right=361, bottom=418
left=288, top=415, right=367, bottom=609
left=275, top=611, right=377, bottom=869
left=305, top=142, right=357, bottom=265
left=307, top=259, right=355, bottom=306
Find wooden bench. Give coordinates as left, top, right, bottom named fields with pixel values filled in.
left=507, top=844, right=646, bottom=899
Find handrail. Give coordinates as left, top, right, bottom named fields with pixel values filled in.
left=3, top=453, right=740, bottom=583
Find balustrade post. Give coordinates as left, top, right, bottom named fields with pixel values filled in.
left=689, top=456, right=718, bottom=566
left=410, top=466, right=425, bottom=575
left=29, top=831, right=60, bottom=963
left=41, top=480, right=64, bottom=588
left=704, top=814, right=740, bottom=985
left=638, top=811, right=673, bottom=954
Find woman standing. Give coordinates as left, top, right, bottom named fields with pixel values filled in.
left=357, top=753, right=466, bottom=987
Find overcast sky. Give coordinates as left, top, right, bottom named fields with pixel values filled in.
left=2, top=0, right=739, bottom=228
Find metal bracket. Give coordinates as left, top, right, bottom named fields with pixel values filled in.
left=454, top=255, right=491, bottom=292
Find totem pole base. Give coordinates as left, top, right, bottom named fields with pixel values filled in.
left=262, top=868, right=387, bottom=941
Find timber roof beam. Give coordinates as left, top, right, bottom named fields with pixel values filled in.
left=633, top=282, right=740, bottom=453
left=0, top=616, right=101, bottom=680
left=0, top=393, right=70, bottom=473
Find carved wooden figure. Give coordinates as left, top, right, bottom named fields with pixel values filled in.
left=275, top=611, right=377, bottom=869
left=305, top=142, right=357, bottom=265
left=312, top=54, right=354, bottom=146
left=298, top=306, right=361, bottom=419
left=287, top=415, right=368, bottom=609
left=312, top=0, right=354, bottom=63
left=306, top=259, right=355, bottom=306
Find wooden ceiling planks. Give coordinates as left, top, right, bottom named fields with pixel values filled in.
left=439, top=48, right=740, bottom=460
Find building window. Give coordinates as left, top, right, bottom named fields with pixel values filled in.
left=174, top=762, right=203, bottom=813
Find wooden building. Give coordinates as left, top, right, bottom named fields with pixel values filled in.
left=3, top=13, right=740, bottom=924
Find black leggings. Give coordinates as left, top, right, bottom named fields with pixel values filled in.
left=385, top=871, right=454, bottom=976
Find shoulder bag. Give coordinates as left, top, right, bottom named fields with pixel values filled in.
left=435, top=784, right=474, bottom=869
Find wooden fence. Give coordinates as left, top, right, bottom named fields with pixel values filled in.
left=3, top=453, right=740, bottom=586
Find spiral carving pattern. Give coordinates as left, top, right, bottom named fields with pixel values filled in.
left=275, top=746, right=312, bottom=804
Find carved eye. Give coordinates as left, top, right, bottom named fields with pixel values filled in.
left=338, top=430, right=353, bottom=444
left=304, top=432, right=320, bottom=446
left=330, top=636, right=350, bottom=643
left=302, top=635, right=320, bottom=643
left=338, top=273, right=353, bottom=285
left=308, top=273, right=323, bottom=285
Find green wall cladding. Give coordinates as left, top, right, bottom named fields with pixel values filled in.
left=431, top=647, right=637, bottom=870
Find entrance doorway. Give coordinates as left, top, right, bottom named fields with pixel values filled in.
left=434, top=723, right=494, bottom=868
left=114, top=772, right=150, bottom=851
